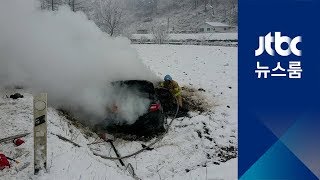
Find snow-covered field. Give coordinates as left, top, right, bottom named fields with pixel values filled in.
left=0, top=44, right=237, bottom=180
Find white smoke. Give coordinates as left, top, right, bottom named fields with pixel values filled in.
left=0, top=0, right=159, bottom=125
left=108, top=85, right=152, bottom=125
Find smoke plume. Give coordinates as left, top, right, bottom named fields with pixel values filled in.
left=0, top=0, right=158, bottom=125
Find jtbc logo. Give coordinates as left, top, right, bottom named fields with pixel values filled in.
left=255, top=32, right=302, bottom=57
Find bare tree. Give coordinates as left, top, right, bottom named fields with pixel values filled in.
left=193, top=0, right=199, bottom=9
left=227, top=0, right=238, bottom=25
left=210, top=0, right=217, bottom=15
left=40, top=0, right=63, bottom=11
left=152, top=0, right=159, bottom=14
left=152, top=25, right=168, bottom=44
left=204, top=0, right=209, bottom=12
left=68, top=0, right=93, bottom=13
left=95, top=0, right=124, bottom=36
left=220, top=0, right=238, bottom=25
left=68, top=0, right=78, bottom=12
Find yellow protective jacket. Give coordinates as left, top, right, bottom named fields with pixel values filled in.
left=160, top=80, right=182, bottom=97
left=160, top=80, right=183, bottom=107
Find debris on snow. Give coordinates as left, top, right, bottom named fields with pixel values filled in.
left=9, top=93, right=24, bottom=100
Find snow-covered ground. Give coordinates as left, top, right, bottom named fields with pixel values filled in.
left=131, top=33, right=238, bottom=41
left=0, top=44, right=237, bottom=179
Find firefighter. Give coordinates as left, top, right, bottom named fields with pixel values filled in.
left=160, top=75, right=183, bottom=108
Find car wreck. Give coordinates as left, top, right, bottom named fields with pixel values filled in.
left=95, top=80, right=172, bottom=138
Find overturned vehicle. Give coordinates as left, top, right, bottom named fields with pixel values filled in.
left=95, top=80, right=181, bottom=138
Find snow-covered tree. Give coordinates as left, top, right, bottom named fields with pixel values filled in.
left=68, top=0, right=91, bottom=12
left=40, top=0, right=64, bottom=11
left=152, top=25, right=168, bottom=44
left=94, top=0, right=124, bottom=36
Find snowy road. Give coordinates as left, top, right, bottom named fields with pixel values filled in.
left=0, top=44, right=238, bottom=180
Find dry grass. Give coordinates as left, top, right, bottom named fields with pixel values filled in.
left=57, top=108, right=97, bottom=138
left=181, top=86, right=213, bottom=113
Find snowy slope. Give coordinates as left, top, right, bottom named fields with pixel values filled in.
left=124, top=0, right=238, bottom=34
left=0, top=44, right=237, bottom=180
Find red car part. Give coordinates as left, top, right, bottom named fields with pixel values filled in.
left=0, top=154, right=10, bottom=170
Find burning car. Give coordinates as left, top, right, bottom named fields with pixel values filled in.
left=100, top=80, right=166, bottom=137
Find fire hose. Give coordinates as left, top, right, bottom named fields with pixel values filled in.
left=93, top=96, right=180, bottom=160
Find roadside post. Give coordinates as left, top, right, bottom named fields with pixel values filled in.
left=33, top=93, right=47, bottom=175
